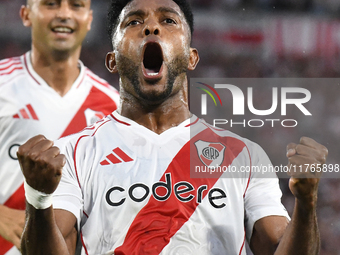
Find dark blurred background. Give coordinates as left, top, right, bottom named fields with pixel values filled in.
left=1, top=0, right=340, bottom=254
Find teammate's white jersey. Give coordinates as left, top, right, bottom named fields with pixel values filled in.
left=53, top=111, right=289, bottom=255
left=0, top=52, right=119, bottom=255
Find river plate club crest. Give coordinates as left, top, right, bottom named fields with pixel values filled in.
left=194, top=140, right=226, bottom=168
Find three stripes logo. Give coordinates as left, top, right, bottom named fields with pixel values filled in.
left=196, top=82, right=222, bottom=115
left=13, top=104, right=39, bottom=120
left=100, top=147, right=133, bottom=165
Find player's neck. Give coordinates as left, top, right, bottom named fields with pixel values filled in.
left=119, top=85, right=191, bottom=135
left=30, top=48, right=81, bottom=97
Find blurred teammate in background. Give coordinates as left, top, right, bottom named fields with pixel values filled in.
left=0, top=0, right=119, bottom=254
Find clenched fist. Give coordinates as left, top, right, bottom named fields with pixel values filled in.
left=17, top=135, right=66, bottom=194
left=286, top=137, right=328, bottom=209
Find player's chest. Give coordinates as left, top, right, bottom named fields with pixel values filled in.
left=83, top=147, right=246, bottom=219
left=83, top=135, right=247, bottom=211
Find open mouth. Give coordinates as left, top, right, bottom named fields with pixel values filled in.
left=143, top=42, right=164, bottom=78
left=52, top=26, right=74, bottom=34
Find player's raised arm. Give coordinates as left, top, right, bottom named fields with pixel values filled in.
left=250, top=137, right=327, bottom=255
left=17, top=135, right=77, bottom=255
left=275, top=137, right=327, bottom=255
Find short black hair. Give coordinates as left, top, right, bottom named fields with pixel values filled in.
left=107, top=0, right=194, bottom=41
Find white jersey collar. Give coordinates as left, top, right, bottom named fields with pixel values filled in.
left=22, top=51, right=86, bottom=92
left=110, top=110, right=199, bottom=134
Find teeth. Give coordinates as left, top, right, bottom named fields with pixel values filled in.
left=148, top=72, right=159, bottom=76
left=53, top=27, right=72, bottom=33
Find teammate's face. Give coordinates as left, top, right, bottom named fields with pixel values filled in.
left=106, top=0, right=199, bottom=104
left=21, top=0, right=92, bottom=55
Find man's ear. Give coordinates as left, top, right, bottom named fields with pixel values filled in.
left=105, top=52, right=118, bottom=73
left=87, top=9, right=93, bottom=31
left=20, top=5, right=32, bottom=27
left=188, top=48, right=199, bottom=71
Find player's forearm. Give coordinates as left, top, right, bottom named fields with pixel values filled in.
left=21, top=203, right=70, bottom=255
left=0, top=204, right=9, bottom=218
left=274, top=199, right=320, bottom=255
left=0, top=204, right=25, bottom=248
left=0, top=205, right=9, bottom=235
left=0, top=204, right=7, bottom=220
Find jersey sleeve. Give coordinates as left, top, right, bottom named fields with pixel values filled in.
left=243, top=142, right=290, bottom=243
left=52, top=137, right=84, bottom=230
left=0, top=81, right=18, bottom=118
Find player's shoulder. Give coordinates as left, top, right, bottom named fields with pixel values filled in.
left=196, top=118, right=265, bottom=153
left=82, top=66, right=120, bottom=105
left=55, top=115, right=114, bottom=149
left=196, top=118, right=249, bottom=142
left=0, top=55, right=25, bottom=86
left=84, top=67, right=118, bottom=93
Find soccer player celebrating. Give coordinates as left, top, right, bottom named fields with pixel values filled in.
left=17, top=0, right=327, bottom=254
left=0, top=1, right=119, bottom=254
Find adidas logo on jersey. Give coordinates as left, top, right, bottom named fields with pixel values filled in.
left=100, top=148, right=133, bottom=165
left=13, top=104, right=39, bottom=120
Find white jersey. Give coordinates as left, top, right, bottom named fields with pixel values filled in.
left=0, top=52, right=119, bottom=255
left=53, top=111, right=289, bottom=255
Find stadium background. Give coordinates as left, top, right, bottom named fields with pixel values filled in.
left=1, top=0, right=340, bottom=254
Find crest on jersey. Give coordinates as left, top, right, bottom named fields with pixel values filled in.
left=194, top=140, right=226, bottom=167
left=85, top=108, right=105, bottom=126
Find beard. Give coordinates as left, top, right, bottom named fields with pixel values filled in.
left=117, top=53, right=188, bottom=104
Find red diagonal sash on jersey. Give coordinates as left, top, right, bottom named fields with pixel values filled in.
left=0, top=184, right=25, bottom=254
left=114, top=128, right=246, bottom=255
left=61, top=86, right=117, bottom=137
